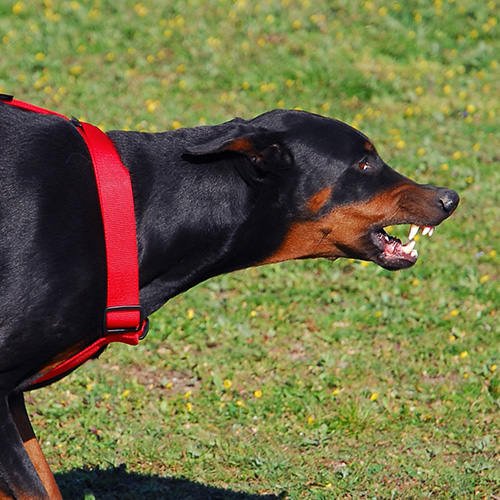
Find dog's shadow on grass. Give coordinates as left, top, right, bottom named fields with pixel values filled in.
left=56, top=464, right=286, bottom=500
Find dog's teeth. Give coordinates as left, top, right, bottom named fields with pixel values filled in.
left=408, top=224, right=419, bottom=241
left=410, top=249, right=419, bottom=258
left=402, top=240, right=416, bottom=253
left=421, top=225, right=435, bottom=237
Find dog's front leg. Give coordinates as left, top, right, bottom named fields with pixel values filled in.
left=0, top=393, right=60, bottom=500
left=9, top=393, right=63, bottom=500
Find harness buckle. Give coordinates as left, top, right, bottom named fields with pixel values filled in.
left=104, top=305, right=146, bottom=335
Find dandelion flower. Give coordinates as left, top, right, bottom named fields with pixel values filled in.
left=69, top=65, right=83, bottom=76
left=12, top=1, right=24, bottom=14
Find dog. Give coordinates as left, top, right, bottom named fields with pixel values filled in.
left=0, top=100, right=459, bottom=499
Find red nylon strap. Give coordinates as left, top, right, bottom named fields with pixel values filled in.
left=3, top=97, right=67, bottom=119
left=2, top=96, right=147, bottom=387
left=31, top=329, right=144, bottom=387
left=77, top=121, right=142, bottom=333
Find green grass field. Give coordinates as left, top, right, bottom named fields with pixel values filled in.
left=1, top=0, right=499, bottom=498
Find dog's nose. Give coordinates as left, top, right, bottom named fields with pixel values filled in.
left=439, top=189, right=460, bottom=214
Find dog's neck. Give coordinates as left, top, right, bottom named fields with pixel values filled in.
left=107, top=128, right=288, bottom=315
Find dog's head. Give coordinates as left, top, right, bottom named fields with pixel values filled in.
left=184, top=110, right=459, bottom=271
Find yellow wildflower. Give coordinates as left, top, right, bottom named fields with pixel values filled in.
left=12, top=1, right=24, bottom=14
left=69, top=65, right=83, bottom=76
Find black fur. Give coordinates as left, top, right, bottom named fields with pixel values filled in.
left=0, top=104, right=458, bottom=499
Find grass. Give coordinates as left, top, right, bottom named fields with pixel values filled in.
left=1, top=0, right=500, bottom=498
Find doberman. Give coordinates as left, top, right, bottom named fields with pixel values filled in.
left=0, top=102, right=459, bottom=499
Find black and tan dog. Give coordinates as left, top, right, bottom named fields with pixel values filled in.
left=0, top=101, right=458, bottom=499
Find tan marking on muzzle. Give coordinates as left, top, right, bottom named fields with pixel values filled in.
left=259, top=181, right=445, bottom=266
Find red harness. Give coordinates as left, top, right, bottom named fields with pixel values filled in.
left=1, top=95, right=149, bottom=388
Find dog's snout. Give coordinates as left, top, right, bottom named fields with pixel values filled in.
left=439, top=189, right=459, bottom=214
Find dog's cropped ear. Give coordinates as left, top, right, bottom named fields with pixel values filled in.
left=183, top=124, right=292, bottom=172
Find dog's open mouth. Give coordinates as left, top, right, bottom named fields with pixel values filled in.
left=371, top=223, right=435, bottom=270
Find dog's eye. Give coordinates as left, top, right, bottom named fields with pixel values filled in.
left=359, top=161, right=370, bottom=170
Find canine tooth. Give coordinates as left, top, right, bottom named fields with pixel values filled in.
left=410, top=249, right=419, bottom=258
left=408, top=224, right=419, bottom=241
left=428, top=226, right=434, bottom=237
left=402, top=240, right=416, bottom=253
